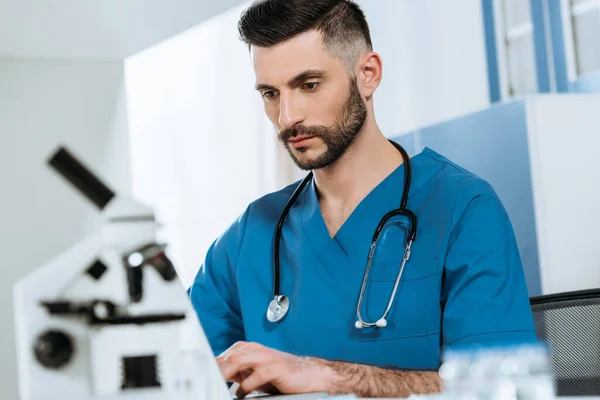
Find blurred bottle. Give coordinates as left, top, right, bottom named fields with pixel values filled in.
left=439, top=344, right=555, bottom=400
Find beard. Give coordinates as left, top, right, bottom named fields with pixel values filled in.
left=277, top=77, right=367, bottom=171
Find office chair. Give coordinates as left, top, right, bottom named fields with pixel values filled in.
left=530, top=288, right=600, bottom=396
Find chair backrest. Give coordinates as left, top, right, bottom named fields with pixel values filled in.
left=530, top=288, right=600, bottom=396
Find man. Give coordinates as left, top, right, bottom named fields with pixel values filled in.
left=188, top=0, right=537, bottom=397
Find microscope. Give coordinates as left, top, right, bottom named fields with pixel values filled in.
left=13, top=147, right=231, bottom=400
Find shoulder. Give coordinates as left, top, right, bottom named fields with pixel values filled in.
left=248, top=179, right=301, bottom=219
left=417, top=148, right=504, bottom=225
left=215, top=179, right=302, bottom=249
left=420, top=148, right=496, bottom=197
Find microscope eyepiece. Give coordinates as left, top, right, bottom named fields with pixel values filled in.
left=149, top=252, right=177, bottom=282
left=48, top=147, right=115, bottom=210
left=123, top=243, right=177, bottom=303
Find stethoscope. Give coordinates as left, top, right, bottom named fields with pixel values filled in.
left=266, top=140, right=417, bottom=329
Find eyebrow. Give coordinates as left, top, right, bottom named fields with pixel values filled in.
left=255, top=69, right=326, bottom=92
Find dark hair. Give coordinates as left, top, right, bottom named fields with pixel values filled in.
left=238, top=0, right=372, bottom=70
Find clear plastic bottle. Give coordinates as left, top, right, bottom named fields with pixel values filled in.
left=440, top=344, right=555, bottom=400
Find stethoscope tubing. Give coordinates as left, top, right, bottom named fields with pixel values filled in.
left=269, top=140, right=417, bottom=328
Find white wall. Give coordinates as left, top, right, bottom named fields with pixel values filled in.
left=125, top=3, right=299, bottom=288
left=357, top=0, right=490, bottom=135
left=355, top=0, right=418, bottom=134
left=526, top=94, right=600, bottom=294
left=0, top=0, right=249, bottom=59
left=0, top=58, right=130, bottom=400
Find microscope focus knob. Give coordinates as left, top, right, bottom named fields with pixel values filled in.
left=33, top=330, right=74, bottom=369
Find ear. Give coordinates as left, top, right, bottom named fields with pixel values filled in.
left=357, top=51, right=382, bottom=99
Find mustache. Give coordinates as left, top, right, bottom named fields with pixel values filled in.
left=278, top=124, right=330, bottom=143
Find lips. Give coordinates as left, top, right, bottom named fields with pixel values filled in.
left=288, top=135, right=315, bottom=143
left=288, top=136, right=316, bottom=148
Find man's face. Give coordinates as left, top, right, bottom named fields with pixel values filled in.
left=252, top=30, right=367, bottom=170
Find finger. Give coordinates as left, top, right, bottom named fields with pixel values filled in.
left=257, top=382, right=279, bottom=395
left=220, top=350, right=266, bottom=382
left=220, top=348, right=273, bottom=382
left=228, top=372, right=243, bottom=385
left=236, top=381, right=278, bottom=398
left=218, top=341, right=265, bottom=367
left=226, top=368, right=252, bottom=393
left=246, top=382, right=278, bottom=397
left=217, top=341, right=248, bottom=361
left=230, top=368, right=253, bottom=384
left=218, top=343, right=263, bottom=388
left=236, top=365, right=278, bottom=398
left=217, top=342, right=252, bottom=374
left=219, top=345, right=250, bottom=385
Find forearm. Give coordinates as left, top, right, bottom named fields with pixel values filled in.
left=316, top=358, right=441, bottom=398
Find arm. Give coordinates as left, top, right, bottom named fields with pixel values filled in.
left=188, top=207, right=251, bottom=355
left=218, top=342, right=441, bottom=398
left=441, top=190, right=538, bottom=348
left=318, top=358, right=441, bottom=397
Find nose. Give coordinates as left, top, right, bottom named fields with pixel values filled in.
left=278, top=92, right=304, bottom=130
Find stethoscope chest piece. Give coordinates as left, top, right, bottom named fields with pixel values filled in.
left=266, top=295, right=290, bottom=323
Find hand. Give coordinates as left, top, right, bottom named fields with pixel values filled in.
left=216, top=341, right=330, bottom=398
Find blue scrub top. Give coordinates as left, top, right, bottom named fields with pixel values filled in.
left=188, top=147, right=537, bottom=370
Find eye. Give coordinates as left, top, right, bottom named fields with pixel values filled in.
left=302, top=82, right=319, bottom=91
left=262, top=90, right=277, bottom=100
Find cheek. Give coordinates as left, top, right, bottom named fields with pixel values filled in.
left=313, top=94, right=343, bottom=124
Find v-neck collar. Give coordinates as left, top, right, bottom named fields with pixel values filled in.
left=300, top=148, right=431, bottom=263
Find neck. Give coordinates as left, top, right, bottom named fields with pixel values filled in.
left=312, top=118, right=404, bottom=206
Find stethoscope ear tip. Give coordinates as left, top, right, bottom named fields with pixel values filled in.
left=355, top=318, right=387, bottom=329
left=376, top=318, right=387, bottom=328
